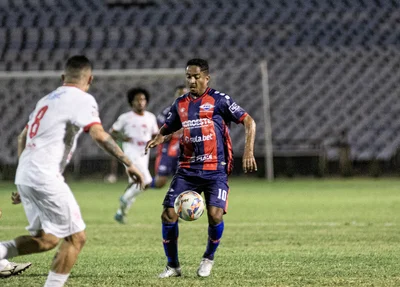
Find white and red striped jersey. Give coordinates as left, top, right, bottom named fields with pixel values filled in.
left=15, top=86, right=101, bottom=186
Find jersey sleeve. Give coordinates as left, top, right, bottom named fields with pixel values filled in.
left=74, top=95, right=102, bottom=132
left=111, top=114, right=125, bottom=132
left=152, top=114, right=159, bottom=135
left=163, top=100, right=182, bottom=134
left=218, top=94, right=248, bottom=124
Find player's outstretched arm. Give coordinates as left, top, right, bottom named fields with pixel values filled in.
left=144, top=126, right=171, bottom=154
left=89, top=124, right=145, bottom=189
left=17, top=127, right=28, bottom=158
left=242, top=114, right=257, bottom=173
left=12, top=127, right=28, bottom=204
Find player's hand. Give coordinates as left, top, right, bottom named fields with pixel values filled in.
left=242, top=150, right=257, bottom=173
left=11, top=192, right=21, bottom=205
left=125, top=164, right=145, bottom=190
left=145, top=134, right=164, bottom=154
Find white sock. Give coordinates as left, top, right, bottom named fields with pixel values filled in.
left=122, top=185, right=143, bottom=210
left=44, top=271, right=70, bottom=287
left=0, top=259, right=10, bottom=270
left=0, top=240, right=18, bottom=259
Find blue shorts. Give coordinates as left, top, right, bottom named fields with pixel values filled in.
left=156, top=153, right=178, bottom=176
left=163, top=169, right=230, bottom=213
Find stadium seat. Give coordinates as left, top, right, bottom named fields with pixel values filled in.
left=1, top=0, right=400, bottom=164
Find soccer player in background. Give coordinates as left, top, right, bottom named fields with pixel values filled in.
left=0, top=55, right=144, bottom=287
left=151, top=85, right=188, bottom=188
left=145, top=58, right=257, bottom=278
left=112, top=88, right=159, bottom=224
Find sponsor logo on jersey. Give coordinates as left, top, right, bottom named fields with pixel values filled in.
left=47, top=91, right=66, bottom=100
left=199, top=103, right=214, bottom=111
left=26, top=142, right=36, bottom=149
left=182, top=118, right=212, bottom=128
left=189, top=153, right=213, bottom=162
left=228, top=102, right=240, bottom=113
left=184, top=133, right=213, bottom=143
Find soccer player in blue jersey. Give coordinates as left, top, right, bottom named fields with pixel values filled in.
left=151, top=85, right=188, bottom=188
left=145, top=58, right=257, bottom=278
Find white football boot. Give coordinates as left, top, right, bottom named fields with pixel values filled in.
left=158, top=266, right=182, bottom=278
left=0, top=261, right=32, bottom=278
left=197, top=258, right=214, bottom=277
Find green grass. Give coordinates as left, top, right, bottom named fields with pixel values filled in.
left=1, top=178, right=400, bottom=286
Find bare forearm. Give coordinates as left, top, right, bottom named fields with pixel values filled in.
left=145, top=126, right=175, bottom=153
left=97, top=134, right=132, bottom=166
left=91, top=125, right=132, bottom=167
left=243, top=115, right=256, bottom=153
left=110, top=129, right=126, bottom=142
left=17, top=127, right=28, bottom=158
left=159, top=126, right=172, bottom=137
left=156, top=126, right=174, bottom=143
left=163, top=128, right=183, bottom=143
left=163, top=134, right=173, bottom=142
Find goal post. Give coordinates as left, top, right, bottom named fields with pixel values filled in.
left=260, top=60, right=274, bottom=181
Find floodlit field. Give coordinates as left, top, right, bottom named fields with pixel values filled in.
left=1, top=178, right=400, bottom=286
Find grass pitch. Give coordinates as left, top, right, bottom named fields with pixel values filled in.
left=1, top=177, right=400, bottom=286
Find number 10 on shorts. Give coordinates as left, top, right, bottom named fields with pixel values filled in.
left=218, top=188, right=227, bottom=201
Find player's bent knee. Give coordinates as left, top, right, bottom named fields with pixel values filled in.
left=161, top=207, right=178, bottom=223
left=207, top=206, right=224, bottom=225
left=66, top=231, right=87, bottom=250
left=38, top=233, right=61, bottom=251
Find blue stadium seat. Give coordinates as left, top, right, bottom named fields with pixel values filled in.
left=1, top=0, right=400, bottom=163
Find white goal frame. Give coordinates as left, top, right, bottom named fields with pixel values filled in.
left=260, top=60, right=274, bottom=181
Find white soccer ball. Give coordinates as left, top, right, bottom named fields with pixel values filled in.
left=174, top=191, right=205, bottom=221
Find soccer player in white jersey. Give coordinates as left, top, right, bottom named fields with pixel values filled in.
left=111, top=88, right=159, bottom=223
left=0, top=55, right=144, bottom=287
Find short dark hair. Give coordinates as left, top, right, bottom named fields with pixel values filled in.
left=64, top=55, right=92, bottom=81
left=127, top=87, right=150, bottom=106
left=186, top=58, right=209, bottom=73
left=65, top=55, right=92, bottom=71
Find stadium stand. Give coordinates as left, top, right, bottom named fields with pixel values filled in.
left=1, top=0, right=400, bottom=173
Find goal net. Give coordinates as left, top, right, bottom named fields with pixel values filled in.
left=0, top=68, right=186, bottom=167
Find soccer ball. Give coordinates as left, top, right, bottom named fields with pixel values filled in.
left=174, top=191, right=205, bottom=221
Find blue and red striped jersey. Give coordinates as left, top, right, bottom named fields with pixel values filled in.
left=156, top=105, right=180, bottom=157
left=162, top=87, right=248, bottom=174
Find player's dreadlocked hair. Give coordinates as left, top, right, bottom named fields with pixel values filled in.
left=186, top=58, right=209, bottom=74
left=127, top=87, right=150, bottom=106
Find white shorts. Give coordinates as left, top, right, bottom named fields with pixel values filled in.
left=128, top=161, right=153, bottom=186
left=17, top=182, right=86, bottom=238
